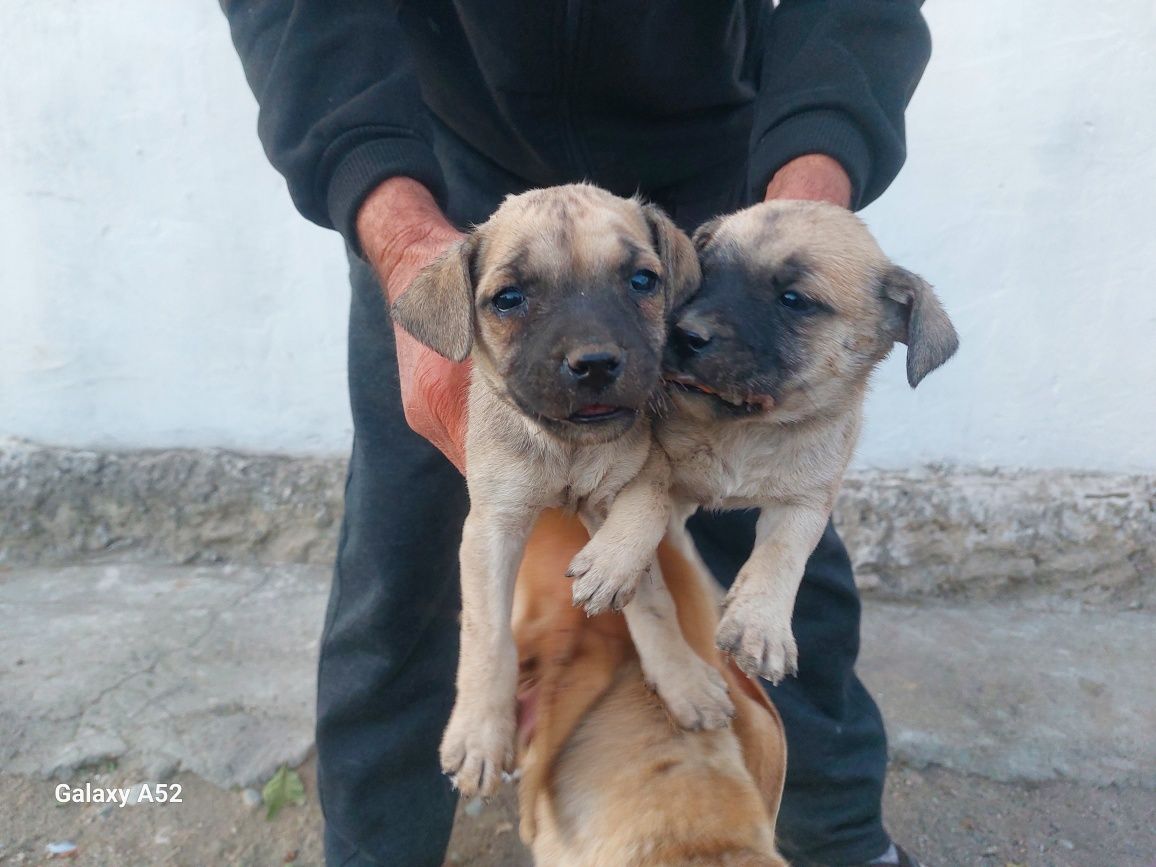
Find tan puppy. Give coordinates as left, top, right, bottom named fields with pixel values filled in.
left=569, top=200, right=960, bottom=682
left=391, top=184, right=732, bottom=798
left=514, top=510, right=789, bottom=867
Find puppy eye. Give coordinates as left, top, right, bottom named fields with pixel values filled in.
left=778, top=289, right=813, bottom=312
left=492, top=287, right=526, bottom=312
left=629, top=269, right=659, bottom=294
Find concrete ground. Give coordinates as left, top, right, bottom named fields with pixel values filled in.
left=0, top=560, right=1152, bottom=866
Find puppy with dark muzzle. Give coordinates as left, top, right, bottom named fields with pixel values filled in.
left=569, top=199, right=960, bottom=683
left=390, top=184, right=733, bottom=799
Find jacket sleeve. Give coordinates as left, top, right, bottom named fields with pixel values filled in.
left=748, top=0, right=931, bottom=210
left=219, top=0, right=445, bottom=252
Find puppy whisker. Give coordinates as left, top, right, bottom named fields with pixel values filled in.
left=647, top=386, right=674, bottom=420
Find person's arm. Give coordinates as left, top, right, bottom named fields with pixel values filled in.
left=221, top=2, right=469, bottom=471
left=219, top=0, right=446, bottom=252
left=764, top=153, right=853, bottom=208
left=750, top=0, right=932, bottom=210
left=356, top=178, right=469, bottom=473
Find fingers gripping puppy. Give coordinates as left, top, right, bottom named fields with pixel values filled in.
left=390, top=184, right=726, bottom=797
left=573, top=200, right=960, bottom=682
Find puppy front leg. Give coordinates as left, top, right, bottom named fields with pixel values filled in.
left=624, top=566, right=734, bottom=730
left=440, top=505, right=535, bottom=797
left=716, top=503, right=830, bottom=683
left=568, top=445, right=672, bottom=615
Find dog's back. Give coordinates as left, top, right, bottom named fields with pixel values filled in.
left=514, top=510, right=788, bottom=866
left=532, top=660, right=784, bottom=867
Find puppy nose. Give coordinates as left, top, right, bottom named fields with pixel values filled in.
left=564, top=346, right=624, bottom=389
left=672, top=321, right=712, bottom=356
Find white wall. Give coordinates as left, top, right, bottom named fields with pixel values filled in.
left=2, top=2, right=1154, bottom=471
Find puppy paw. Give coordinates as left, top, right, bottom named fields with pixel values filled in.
left=716, top=599, right=798, bottom=684
left=439, top=706, right=515, bottom=798
left=643, top=649, right=734, bottom=731
left=567, top=543, right=644, bottom=615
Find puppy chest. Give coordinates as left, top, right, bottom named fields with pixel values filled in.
left=668, top=439, right=780, bottom=509
left=676, top=466, right=767, bottom=510
left=555, top=442, right=647, bottom=510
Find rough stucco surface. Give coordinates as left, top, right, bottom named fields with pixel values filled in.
left=3, top=441, right=1152, bottom=607
left=837, top=468, right=1155, bottom=607
left=0, top=441, right=344, bottom=569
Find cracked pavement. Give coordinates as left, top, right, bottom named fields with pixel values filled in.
left=0, top=560, right=1152, bottom=862
left=0, top=562, right=321, bottom=788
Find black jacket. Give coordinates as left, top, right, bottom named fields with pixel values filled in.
left=221, top=1, right=930, bottom=250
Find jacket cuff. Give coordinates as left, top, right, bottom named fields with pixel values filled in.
left=749, top=108, right=874, bottom=210
left=325, top=136, right=448, bottom=256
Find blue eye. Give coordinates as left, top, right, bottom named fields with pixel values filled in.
left=778, top=290, right=812, bottom=312
left=492, top=287, right=526, bottom=312
left=629, top=269, right=659, bottom=294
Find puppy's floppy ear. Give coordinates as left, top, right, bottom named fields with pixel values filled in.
left=389, top=237, right=477, bottom=363
left=643, top=203, right=701, bottom=311
left=881, top=265, right=960, bottom=388
left=691, top=215, right=723, bottom=255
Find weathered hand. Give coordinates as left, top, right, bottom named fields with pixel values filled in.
left=357, top=177, right=470, bottom=473
left=764, top=153, right=853, bottom=209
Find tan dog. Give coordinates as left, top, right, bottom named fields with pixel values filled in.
left=514, top=510, right=789, bottom=867
left=569, top=200, right=960, bottom=682
left=391, top=185, right=733, bottom=798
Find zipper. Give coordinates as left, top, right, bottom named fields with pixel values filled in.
left=559, top=0, right=589, bottom=177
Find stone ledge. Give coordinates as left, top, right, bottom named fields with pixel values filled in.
left=2, top=440, right=1152, bottom=605
left=837, top=467, right=1153, bottom=607
left=1, top=440, right=343, bottom=569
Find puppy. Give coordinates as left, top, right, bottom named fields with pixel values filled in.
left=391, top=184, right=731, bottom=798
left=569, top=200, right=960, bottom=682
left=514, top=510, right=789, bottom=867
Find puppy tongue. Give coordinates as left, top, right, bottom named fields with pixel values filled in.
left=665, top=374, right=717, bottom=396
left=575, top=404, right=615, bottom=417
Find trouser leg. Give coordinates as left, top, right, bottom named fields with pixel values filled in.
left=318, top=254, right=468, bottom=867
left=687, top=511, right=890, bottom=866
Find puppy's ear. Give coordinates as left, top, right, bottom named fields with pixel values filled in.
left=881, top=265, right=960, bottom=388
left=691, top=216, right=723, bottom=254
left=643, top=204, right=701, bottom=311
left=389, top=237, right=477, bottom=363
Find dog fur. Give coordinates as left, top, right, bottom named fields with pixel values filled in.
left=569, top=199, right=960, bottom=682
left=390, top=184, right=732, bottom=798
left=514, top=509, right=789, bottom=867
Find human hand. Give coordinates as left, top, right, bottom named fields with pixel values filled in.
left=357, top=177, right=470, bottom=473
left=764, top=154, right=853, bottom=209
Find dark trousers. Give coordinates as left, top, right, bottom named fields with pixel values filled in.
left=318, top=123, right=891, bottom=867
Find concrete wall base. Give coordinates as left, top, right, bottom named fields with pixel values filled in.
left=3, top=440, right=1151, bottom=607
